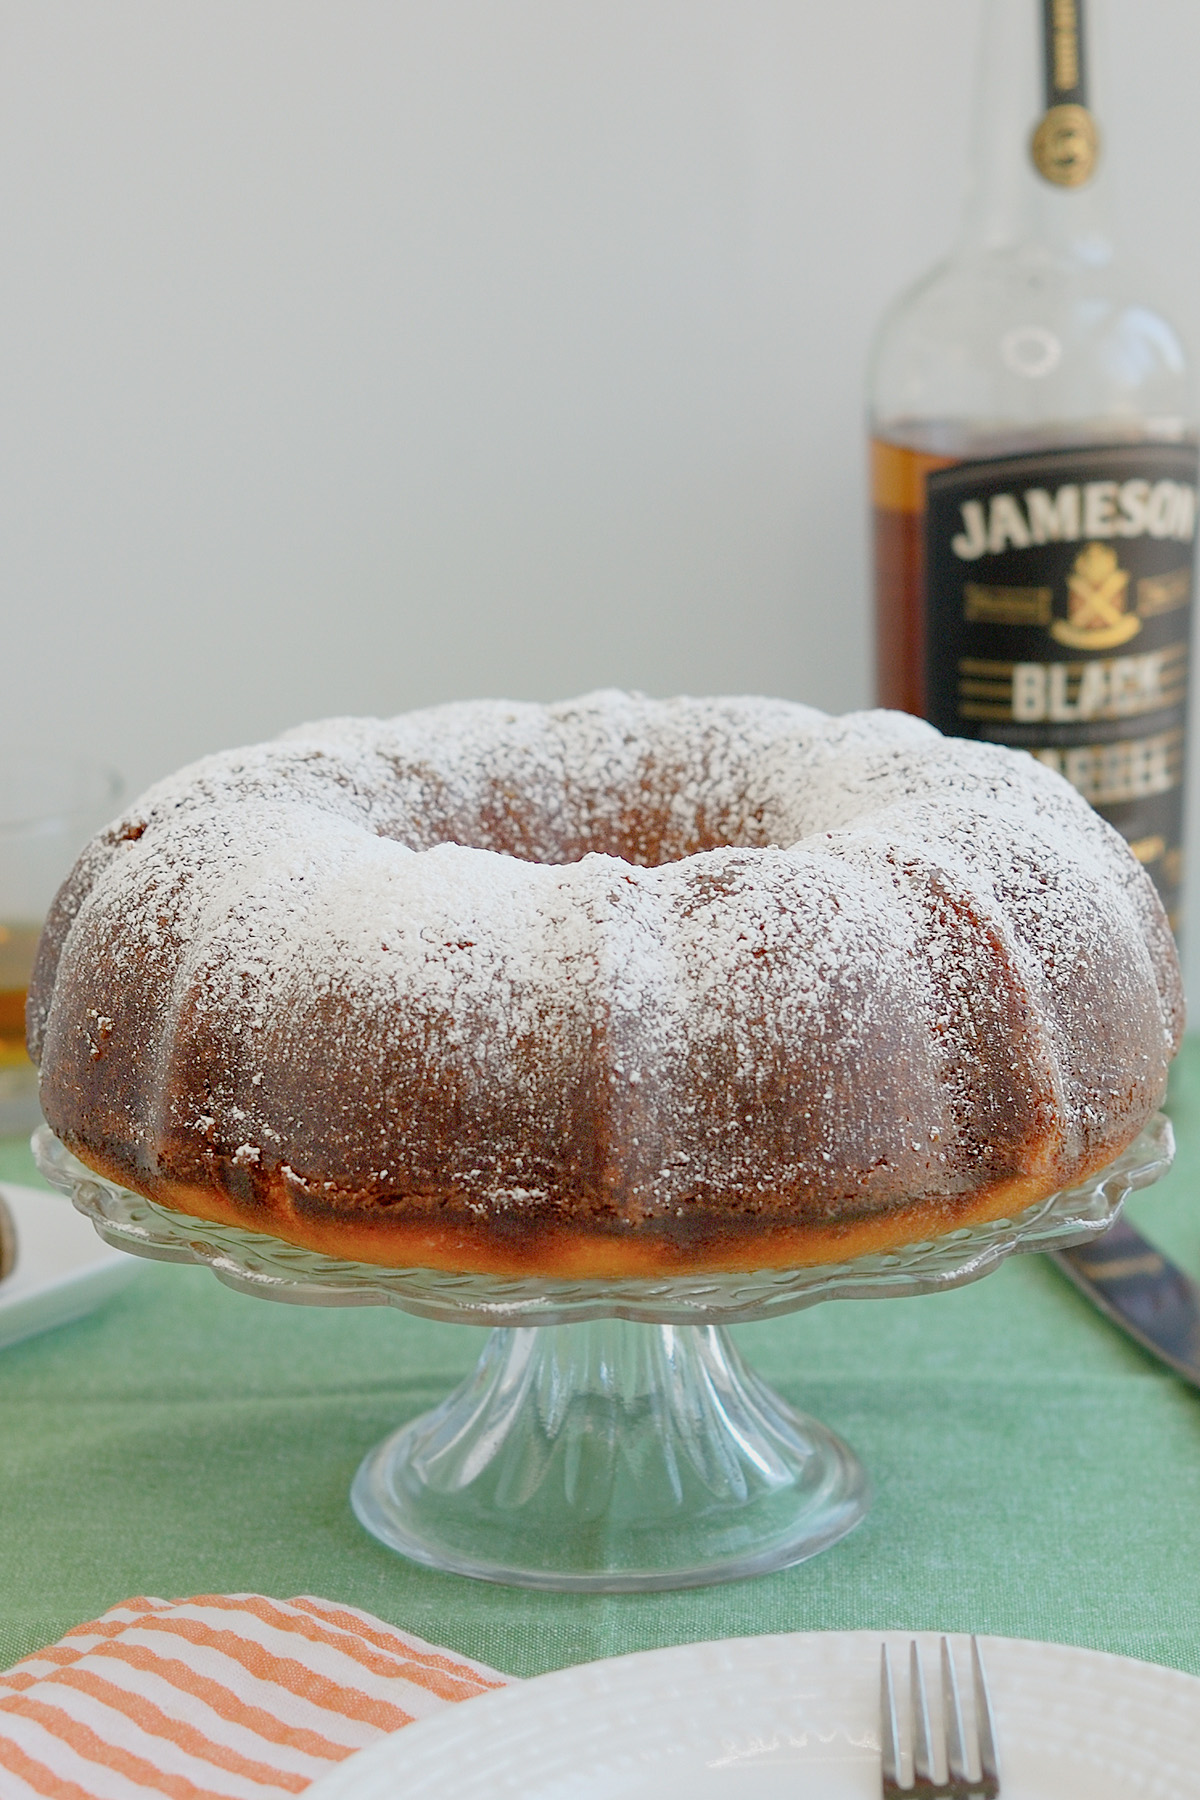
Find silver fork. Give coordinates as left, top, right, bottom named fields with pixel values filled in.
left=880, top=1636, right=999, bottom=1799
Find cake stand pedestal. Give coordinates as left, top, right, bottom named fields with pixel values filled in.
left=35, top=1120, right=1172, bottom=1592
left=352, top=1319, right=865, bottom=1590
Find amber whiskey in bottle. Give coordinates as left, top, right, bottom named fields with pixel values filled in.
left=869, top=0, right=1197, bottom=929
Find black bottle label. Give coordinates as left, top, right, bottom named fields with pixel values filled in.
left=925, top=441, right=1199, bottom=927
left=1041, top=0, right=1089, bottom=109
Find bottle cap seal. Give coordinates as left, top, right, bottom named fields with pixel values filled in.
left=1031, top=102, right=1100, bottom=186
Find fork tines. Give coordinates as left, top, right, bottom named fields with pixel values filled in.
left=880, top=1635, right=999, bottom=1799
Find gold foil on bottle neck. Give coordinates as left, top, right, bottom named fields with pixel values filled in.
left=1031, top=103, right=1100, bottom=187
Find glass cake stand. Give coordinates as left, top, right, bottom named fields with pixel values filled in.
left=34, top=1118, right=1172, bottom=1593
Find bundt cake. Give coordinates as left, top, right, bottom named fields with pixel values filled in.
left=27, top=692, right=1182, bottom=1277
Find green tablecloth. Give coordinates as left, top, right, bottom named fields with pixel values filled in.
left=2, top=1044, right=1200, bottom=1682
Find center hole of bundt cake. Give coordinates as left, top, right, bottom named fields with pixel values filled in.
left=433, top=795, right=767, bottom=867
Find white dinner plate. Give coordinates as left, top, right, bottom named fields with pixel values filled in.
left=306, top=1629, right=1200, bottom=1799
left=0, top=1181, right=140, bottom=1350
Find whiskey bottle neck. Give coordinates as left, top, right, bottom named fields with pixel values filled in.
left=961, top=0, right=1115, bottom=265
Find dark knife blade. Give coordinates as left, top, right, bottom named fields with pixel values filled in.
left=1052, top=1219, right=1200, bottom=1388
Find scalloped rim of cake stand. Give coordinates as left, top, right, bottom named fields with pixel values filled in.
left=32, top=1116, right=1173, bottom=1328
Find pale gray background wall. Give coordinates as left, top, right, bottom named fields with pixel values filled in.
left=3, top=1, right=1198, bottom=968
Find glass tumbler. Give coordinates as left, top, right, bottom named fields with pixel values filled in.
left=0, top=752, right=123, bottom=1135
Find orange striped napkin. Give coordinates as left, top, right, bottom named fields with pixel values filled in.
left=0, top=1593, right=511, bottom=1799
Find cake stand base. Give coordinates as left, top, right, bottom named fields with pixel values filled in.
left=350, top=1319, right=867, bottom=1591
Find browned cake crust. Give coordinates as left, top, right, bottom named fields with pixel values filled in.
left=28, top=695, right=1183, bottom=1276
left=57, top=1133, right=1131, bottom=1278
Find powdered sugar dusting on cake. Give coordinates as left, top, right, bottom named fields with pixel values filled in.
left=30, top=691, right=1182, bottom=1236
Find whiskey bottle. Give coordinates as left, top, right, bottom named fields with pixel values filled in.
left=869, top=0, right=1197, bottom=930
